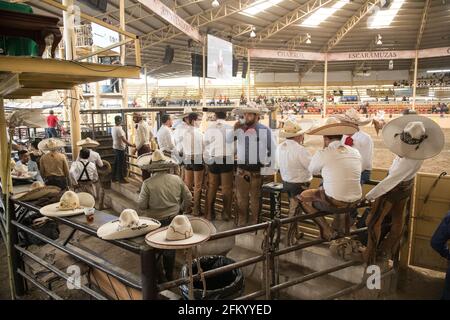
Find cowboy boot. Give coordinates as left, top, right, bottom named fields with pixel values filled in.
left=314, top=217, right=337, bottom=241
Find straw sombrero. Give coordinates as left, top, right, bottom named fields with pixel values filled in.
left=40, top=191, right=95, bottom=217
left=97, top=209, right=161, bottom=240
left=11, top=163, right=37, bottom=180
left=97, top=159, right=112, bottom=174
left=136, top=150, right=177, bottom=172
left=233, top=101, right=266, bottom=115
left=279, top=119, right=313, bottom=138
left=307, top=117, right=358, bottom=136
left=12, top=182, right=61, bottom=201
left=180, top=107, right=202, bottom=118
left=334, top=108, right=372, bottom=126
left=77, top=137, right=100, bottom=148
left=382, top=115, right=444, bottom=160
left=145, top=215, right=213, bottom=249
left=38, top=138, right=66, bottom=152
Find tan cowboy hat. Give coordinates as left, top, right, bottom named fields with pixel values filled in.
left=40, top=191, right=95, bottom=217
left=97, top=209, right=161, bottom=240
left=233, top=101, right=265, bottom=115
left=11, top=163, right=37, bottom=180
left=307, top=117, right=358, bottom=136
left=97, top=159, right=112, bottom=173
left=12, top=182, right=61, bottom=201
left=136, top=150, right=177, bottom=172
left=382, top=115, right=445, bottom=160
left=180, top=107, right=202, bottom=118
left=77, top=137, right=100, bottom=148
left=38, top=138, right=66, bottom=152
left=145, top=215, right=213, bottom=250
left=334, top=108, right=372, bottom=126
left=279, top=119, right=313, bottom=138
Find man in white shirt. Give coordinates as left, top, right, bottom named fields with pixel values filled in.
left=173, top=108, right=204, bottom=216
left=203, top=109, right=235, bottom=221
left=276, top=119, right=312, bottom=220
left=298, top=118, right=362, bottom=241
left=362, top=116, right=444, bottom=263
left=76, top=137, right=103, bottom=167
left=133, top=112, right=153, bottom=180
left=70, top=149, right=98, bottom=198
left=156, top=114, right=175, bottom=155
left=111, top=115, right=135, bottom=183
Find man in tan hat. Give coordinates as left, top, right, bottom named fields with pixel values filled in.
left=137, top=150, right=193, bottom=281
left=234, top=103, right=276, bottom=226
left=203, top=109, right=234, bottom=221
left=298, top=118, right=362, bottom=241
left=362, top=115, right=445, bottom=263
left=276, top=119, right=312, bottom=220
left=39, top=138, right=70, bottom=190
left=132, top=112, right=153, bottom=180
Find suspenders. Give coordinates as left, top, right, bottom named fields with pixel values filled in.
left=78, top=161, right=92, bottom=182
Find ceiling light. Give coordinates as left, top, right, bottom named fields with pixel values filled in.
left=305, top=33, right=311, bottom=44
left=426, top=69, right=450, bottom=73
left=250, top=27, right=256, bottom=38
left=211, top=0, right=220, bottom=8
left=376, top=34, right=382, bottom=45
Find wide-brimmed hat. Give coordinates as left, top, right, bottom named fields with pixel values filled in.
left=334, top=108, right=372, bottom=126
left=233, top=101, right=266, bottom=115
left=11, top=181, right=61, bottom=201
left=279, top=119, right=313, bottom=138
left=40, top=191, right=95, bottom=217
left=181, top=107, right=202, bottom=118
left=145, top=215, right=213, bottom=249
left=77, top=137, right=99, bottom=148
left=136, top=150, right=177, bottom=172
left=382, top=115, right=444, bottom=160
left=38, top=138, right=66, bottom=152
left=11, top=163, right=37, bottom=180
left=97, top=209, right=161, bottom=240
left=307, top=117, right=358, bottom=136
left=97, top=159, right=112, bottom=173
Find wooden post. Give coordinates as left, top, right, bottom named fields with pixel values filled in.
left=63, top=0, right=81, bottom=160
left=247, top=51, right=251, bottom=102
left=411, top=50, right=419, bottom=111
left=202, top=42, right=206, bottom=108
left=323, top=54, right=328, bottom=118
left=120, top=0, right=128, bottom=110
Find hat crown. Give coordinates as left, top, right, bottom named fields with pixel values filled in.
left=59, top=191, right=80, bottom=210
left=403, top=121, right=426, bottom=139
left=166, top=215, right=193, bottom=241
left=283, top=119, right=302, bottom=133
left=47, top=138, right=58, bottom=149
left=151, top=150, right=165, bottom=162
left=14, top=163, right=28, bottom=173
left=119, top=209, right=140, bottom=228
left=344, top=108, right=361, bottom=121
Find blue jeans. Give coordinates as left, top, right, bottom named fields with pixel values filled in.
left=361, top=170, right=371, bottom=185
left=46, top=127, right=58, bottom=138
left=112, top=149, right=126, bottom=181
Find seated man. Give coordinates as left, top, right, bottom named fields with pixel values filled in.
left=17, top=150, right=43, bottom=183
left=137, top=150, right=192, bottom=281
left=298, top=118, right=362, bottom=241
left=69, top=148, right=98, bottom=198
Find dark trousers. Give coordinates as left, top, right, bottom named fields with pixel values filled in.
left=138, top=144, right=152, bottom=181
left=46, top=127, right=58, bottom=138
left=45, top=176, right=68, bottom=190
left=112, top=149, right=126, bottom=181
left=156, top=216, right=176, bottom=281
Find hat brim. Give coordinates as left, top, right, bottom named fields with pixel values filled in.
left=233, top=108, right=262, bottom=115
left=137, top=153, right=176, bottom=172
left=382, top=115, right=445, bottom=160
left=97, top=217, right=161, bottom=240
left=38, top=139, right=66, bottom=151
left=334, top=114, right=372, bottom=126
left=77, top=142, right=100, bottom=148
left=279, top=130, right=307, bottom=138
left=40, top=192, right=95, bottom=217
left=11, top=172, right=37, bottom=180
left=12, top=186, right=61, bottom=201
left=145, top=218, right=213, bottom=249
left=307, top=123, right=358, bottom=136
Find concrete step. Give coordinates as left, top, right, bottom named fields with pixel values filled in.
left=104, top=188, right=140, bottom=215
left=110, top=178, right=142, bottom=203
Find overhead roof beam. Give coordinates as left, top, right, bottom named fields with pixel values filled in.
left=414, top=0, right=432, bottom=51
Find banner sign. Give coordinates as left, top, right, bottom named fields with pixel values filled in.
left=248, top=49, right=324, bottom=61
left=137, top=0, right=202, bottom=43
left=418, top=47, right=450, bottom=59
left=328, top=50, right=416, bottom=61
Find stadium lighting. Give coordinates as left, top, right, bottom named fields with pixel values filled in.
left=250, top=26, right=256, bottom=38
left=426, top=69, right=450, bottom=73
left=212, top=0, right=220, bottom=8
left=376, top=34, right=382, bottom=45
left=305, top=33, right=311, bottom=44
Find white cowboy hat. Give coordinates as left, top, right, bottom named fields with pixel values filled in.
left=180, top=107, right=202, bottom=118
left=334, top=108, right=372, bottom=126
left=233, top=101, right=266, bottom=115
left=307, top=117, right=358, bottom=136
left=145, top=215, right=213, bottom=250
left=279, top=119, right=313, bottom=138
left=136, top=150, right=177, bottom=172
left=11, top=163, right=37, bottom=180
left=77, top=137, right=100, bottom=148
left=12, top=181, right=61, bottom=201
left=40, top=191, right=95, bottom=217
left=382, top=115, right=445, bottom=160
left=97, top=209, right=161, bottom=240
left=38, top=138, right=66, bottom=152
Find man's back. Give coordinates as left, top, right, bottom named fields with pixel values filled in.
left=111, top=125, right=126, bottom=150
left=47, top=114, right=58, bottom=128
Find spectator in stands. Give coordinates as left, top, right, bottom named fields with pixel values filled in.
left=17, top=150, right=43, bottom=183
left=111, top=115, right=135, bottom=184
left=431, top=211, right=450, bottom=300
left=46, top=110, right=59, bottom=138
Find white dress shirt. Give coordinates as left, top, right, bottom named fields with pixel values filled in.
left=365, top=156, right=423, bottom=201
left=276, top=140, right=312, bottom=183
left=309, top=140, right=362, bottom=202
left=135, top=120, right=152, bottom=150
left=112, top=126, right=126, bottom=150
left=173, top=124, right=203, bottom=157
left=157, top=125, right=175, bottom=153
left=203, top=120, right=234, bottom=163
left=342, top=130, right=373, bottom=171
left=76, top=149, right=103, bottom=167
left=69, top=159, right=98, bottom=185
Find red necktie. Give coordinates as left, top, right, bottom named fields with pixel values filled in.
left=345, top=136, right=354, bottom=146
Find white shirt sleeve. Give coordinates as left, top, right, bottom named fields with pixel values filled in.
left=90, top=163, right=99, bottom=182
left=298, top=147, right=312, bottom=172
left=365, top=163, right=413, bottom=201
left=308, top=150, right=325, bottom=175
left=69, top=162, right=79, bottom=185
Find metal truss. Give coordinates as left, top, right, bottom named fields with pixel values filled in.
left=414, top=0, right=431, bottom=50
left=297, top=0, right=381, bottom=76
left=244, top=0, right=333, bottom=46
